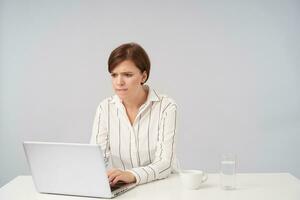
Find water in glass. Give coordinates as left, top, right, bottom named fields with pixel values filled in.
left=220, top=154, right=236, bottom=190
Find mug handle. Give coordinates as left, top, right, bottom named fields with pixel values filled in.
left=201, top=173, right=208, bottom=183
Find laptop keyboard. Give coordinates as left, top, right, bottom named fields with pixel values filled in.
left=110, top=181, right=127, bottom=191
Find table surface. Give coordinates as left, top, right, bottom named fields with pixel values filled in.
left=1, top=173, right=300, bottom=200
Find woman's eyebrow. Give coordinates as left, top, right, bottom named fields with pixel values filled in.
left=111, top=71, right=134, bottom=75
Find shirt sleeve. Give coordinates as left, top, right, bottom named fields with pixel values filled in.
left=126, top=103, right=178, bottom=185
left=90, top=103, right=110, bottom=165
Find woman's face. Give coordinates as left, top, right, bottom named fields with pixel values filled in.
left=111, top=60, right=147, bottom=101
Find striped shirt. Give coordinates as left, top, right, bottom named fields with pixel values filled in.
left=90, top=85, right=179, bottom=185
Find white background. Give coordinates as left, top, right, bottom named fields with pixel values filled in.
left=1, top=0, right=299, bottom=187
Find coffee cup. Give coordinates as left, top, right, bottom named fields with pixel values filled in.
left=180, top=170, right=208, bottom=190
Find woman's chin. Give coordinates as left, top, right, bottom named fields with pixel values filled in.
left=117, top=93, right=128, bottom=101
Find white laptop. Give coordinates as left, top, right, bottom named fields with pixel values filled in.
left=23, top=141, right=136, bottom=198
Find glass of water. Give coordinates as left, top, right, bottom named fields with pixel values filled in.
left=220, top=153, right=237, bottom=190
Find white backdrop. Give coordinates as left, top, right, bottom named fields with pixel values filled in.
left=1, top=0, right=300, bottom=187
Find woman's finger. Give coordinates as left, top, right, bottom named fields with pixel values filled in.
left=112, top=174, right=123, bottom=185
left=107, top=168, right=120, bottom=176
left=108, top=170, right=122, bottom=182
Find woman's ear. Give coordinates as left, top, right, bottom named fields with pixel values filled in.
left=141, top=71, right=147, bottom=84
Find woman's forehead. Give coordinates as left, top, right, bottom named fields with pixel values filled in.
left=112, top=60, right=139, bottom=73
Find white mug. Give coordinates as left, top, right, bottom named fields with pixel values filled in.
left=180, top=170, right=208, bottom=190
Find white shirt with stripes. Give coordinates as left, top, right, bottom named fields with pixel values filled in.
left=90, top=85, right=179, bottom=185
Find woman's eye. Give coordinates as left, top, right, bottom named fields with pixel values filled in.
left=111, top=74, right=117, bottom=78
left=125, top=74, right=133, bottom=77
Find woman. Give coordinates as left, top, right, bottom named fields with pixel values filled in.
left=90, top=43, right=178, bottom=186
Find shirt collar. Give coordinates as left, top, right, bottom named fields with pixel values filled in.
left=110, top=85, right=160, bottom=105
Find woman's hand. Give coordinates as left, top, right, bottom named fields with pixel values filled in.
left=107, top=168, right=136, bottom=186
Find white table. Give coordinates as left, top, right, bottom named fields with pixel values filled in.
left=1, top=173, right=300, bottom=200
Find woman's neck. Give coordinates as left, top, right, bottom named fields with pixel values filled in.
left=122, top=86, right=148, bottom=110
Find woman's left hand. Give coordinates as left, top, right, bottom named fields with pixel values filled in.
left=107, top=169, right=136, bottom=186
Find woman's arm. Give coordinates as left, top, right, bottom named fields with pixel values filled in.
left=90, top=103, right=110, bottom=165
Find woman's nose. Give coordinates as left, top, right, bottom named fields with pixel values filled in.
left=116, top=76, right=124, bottom=85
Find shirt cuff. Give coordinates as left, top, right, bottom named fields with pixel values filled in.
left=126, top=167, right=154, bottom=185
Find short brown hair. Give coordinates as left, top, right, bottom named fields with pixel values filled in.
left=108, top=43, right=151, bottom=83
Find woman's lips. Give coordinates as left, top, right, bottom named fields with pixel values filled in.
left=116, top=89, right=128, bottom=92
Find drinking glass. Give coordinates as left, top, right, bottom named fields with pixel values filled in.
left=220, top=153, right=237, bottom=190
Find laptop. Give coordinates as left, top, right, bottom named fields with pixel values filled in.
left=23, top=141, right=136, bottom=198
